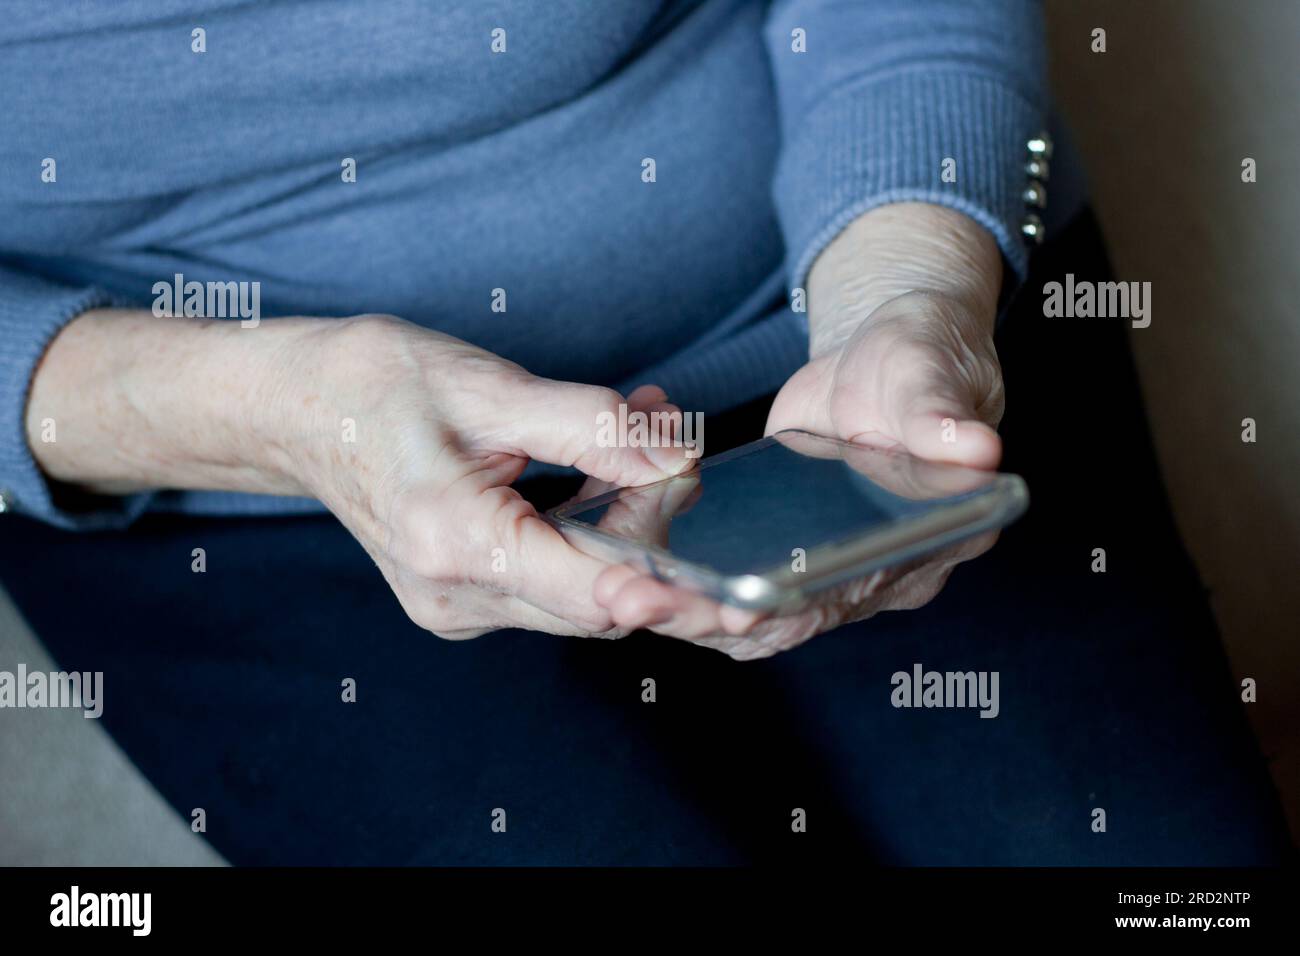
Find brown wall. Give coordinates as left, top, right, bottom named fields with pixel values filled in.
left=1045, top=0, right=1300, bottom=835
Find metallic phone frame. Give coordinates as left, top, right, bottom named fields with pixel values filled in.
left=545, top=430, right=1029, bottom=612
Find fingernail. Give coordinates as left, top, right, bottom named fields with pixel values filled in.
left=646, top=442, right=692, bottom=476
left=659, top=475, right=696, bottom=518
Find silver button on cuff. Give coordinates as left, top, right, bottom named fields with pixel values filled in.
left=1025, top=157, right=1050, bottom=181
left=0, top=490, right=12, bottom=514
left=1022, top=182, right=1047, bottom=208
left=1020, top=130, right=1053, bottom=246
left=1020, top=213, right=1045, bottom=245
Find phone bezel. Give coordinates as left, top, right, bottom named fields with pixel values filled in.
left=545, top=430, right=1029, bottom=611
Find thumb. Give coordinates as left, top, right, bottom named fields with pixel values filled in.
left=894, top=387, right=1002, bottom=470
left=492, top=377, right=694, bottom=485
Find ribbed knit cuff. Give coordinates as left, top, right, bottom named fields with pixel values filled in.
left=773, top=68, right=1045, bottom=295
left=0, top=264, right=153, bottom=530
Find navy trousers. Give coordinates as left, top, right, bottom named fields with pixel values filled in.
left=1, top=210, right=1291, bottom=864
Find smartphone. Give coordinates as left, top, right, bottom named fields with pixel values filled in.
left=546, top=429, right=1028, bottom=612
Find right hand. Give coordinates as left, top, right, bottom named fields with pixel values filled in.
left=284, top=314, right=694, bottom=639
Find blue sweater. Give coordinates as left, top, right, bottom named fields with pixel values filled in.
left=0, top=0, right=1061, bottom=529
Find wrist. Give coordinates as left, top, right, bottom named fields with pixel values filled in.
left=805, top=202, right=1001, bottom=357
left=132, top=312, right=332, bottom=498
left=239, top=316, right=345, bottom=498
left=29, top=308, right=335, bottom=498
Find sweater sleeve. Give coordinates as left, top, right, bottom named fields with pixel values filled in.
left=764, top=0, right=1050, bottom=294
left=0, top=263, right=154, bottom=529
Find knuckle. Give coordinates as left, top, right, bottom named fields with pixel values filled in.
left=890, top=575, right=947, bottom=611
left=471, top=487, right=535, bottom=578
left=426, top=627, right=491, bottom=642
left=580, top=384, right=625, bottom=418
left=333, top=313, right=405, bottom=355
left=399, top=593, right=450, bottom=633
left=572, top=383, right=624, bottom=438
left=569, top=607, right=618, bottom=636
left=477, top=485, right=535, bottom=532
left=722, top=629, right=791, bottom=660
left=402, top=593, right=484, bottom=639
left=348, top=312, right=404, bottom=333
left=982, top=377, right=1007, bottom=426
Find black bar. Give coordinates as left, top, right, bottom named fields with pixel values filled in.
left=0, top=866, right=1294, bottom=940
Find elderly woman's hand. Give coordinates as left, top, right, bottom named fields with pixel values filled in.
left=592, top=202, right=1008, bottom=659
left=285, top=315, right=699, bottom=639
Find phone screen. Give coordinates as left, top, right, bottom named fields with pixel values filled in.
left=555, top=431, right=1002, bottom=577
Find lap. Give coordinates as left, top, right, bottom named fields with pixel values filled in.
left=1, top=210, right=1289, bottom=864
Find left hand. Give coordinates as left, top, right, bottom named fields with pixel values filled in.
left=767, top=288, right=1004, bottom=468
left=592, top=203, right=1010, bottom=659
